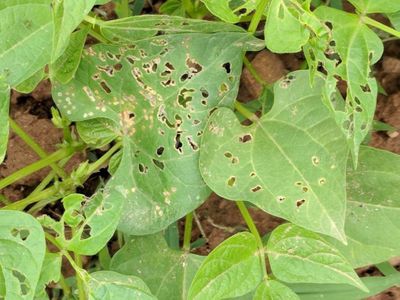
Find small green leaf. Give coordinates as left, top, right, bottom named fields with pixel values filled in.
left=200, top=71, right=348, bottom=241
left=388, top=11, right=400, bottom=30
left=348, top=0, right=400, bottom=13
left=88, top=271, right=156, bottom=300
left=34, top=253, right=62, bottom=300
left=77, top=118, right=118, bottom=148
left=265, top=0, right=309, bottom=53
left=51, top=0, right=96, bottom=61
left=39, top=193, right=124, bottom=255
left=51, top=27, right=89, bottom=84
left=267, top=223, right=367, bottom=291
left=160, top=0, right=186, bottom=16
left=110, top=234, right=204, bottom=300
left=0, top=83, right=10, bottom=164
left=253, top=280, right=299, bottom=300
left=201, top=0, right=257, bottom=23
left=189, top=232, right=263, bottom=300
left=326, top=146, right=400, bottom=268
left=0, top=1, right=53, bottom=86
left=14, top=68, right=44, bottom=94
left=0, top=210, right=46, bottom=299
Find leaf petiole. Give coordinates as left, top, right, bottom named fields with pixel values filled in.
left=363, top=16, right=400, bottom=38
left=183, top=212, right=194, bottom=252
left=248, top=0, right=269, bottom=34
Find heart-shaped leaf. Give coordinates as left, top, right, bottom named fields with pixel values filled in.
left=53, top=18, right=262, bottom=235
left=200, top=71, right=348, bottom=241
left=189, top=232, right=263, bottom=300
left=267, top=223, right=367, bottom=291
left=110, top=234, right=204, bottom=300
left=0, top=210, right=46, bottom=299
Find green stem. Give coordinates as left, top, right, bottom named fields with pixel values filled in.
left=376, top=261, right=399, bottom=276
left=9, top=118, right=67, bottom=179
left=234, top=101, right=259, bottom=122
left=183, top=212, right=194, bottom=251
left=182, top=0, right=195, bottom=18
left=243, top=56, right=268, bottom=87
left=87, top=27, right=109, bottom=44
left=248, top=0, right=269, bottom=34
left=84, top=15, right=104, bottom=26
left=363, top=16, right=400, bottom=38
left=2, top=142, right=122, bottom=211
left=236, top=201, right=268, bottom=278
left=0, top=144, right=82, bottom=191
left=120, top=0, right=131, bottom=18
left=74, top=252, right=86, bottom=300
left=58, top=273, right=71, bottom=298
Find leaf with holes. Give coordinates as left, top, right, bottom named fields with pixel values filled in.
left=0, top=83, right=10, bottom=164
left=267, top=223, right=367, bottom=291
left=201, top=0, right=257, bottom=23
left=88, top=271, right=156, bottom=300
left=51, top=0, right=96, bottom=61
left=264, top=0, right=310, bottom=53
left=200, top=70, right=348, bottom=241
left=110, top=233, right=204, bottom=300
left=34, top=253, right=62, bottom=300
left=52, top=20, right=262, bottom=235
left=347, top=0, right=400, bottom=13
left=312, top=7, right=383, bottom=163
left=188, top=232, right=263, bottom=300
left=324, top=146, right=400, bottom=268
left=39, top=193, right=124, bottom=255
left=0, top=210, right=46, bottom=299
left=253, top=280, right=299, bottom=300
left=0, top=1, right=53, bottom=86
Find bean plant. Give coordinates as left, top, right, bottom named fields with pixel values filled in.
left=1, top=0, right=400, bottom=299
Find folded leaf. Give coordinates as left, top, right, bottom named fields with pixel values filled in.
left=0, top=210, right=46, bottom=299
left=189, top=232, right=263, bottom=300
left=110, top=234, right=204, bottom=300
left=267, top=223, right=367, bottom=291
left=200, top=71, right=348, bottom=241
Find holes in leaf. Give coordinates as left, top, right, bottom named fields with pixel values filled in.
left=201, top=99, right=208, bottom=106
left=114, top=63, right=123, bottom=71
left=138, top=163, right=148, bottom=174
left=239, top=134, right=252, bottom=143
left=187, top=136, right=199, bottom=151
left=186, top=57, right=203, bottom=74
left=139, top=49, right=148, bottom=58
left=280, top=74, right=296, bottom=88
left=227, top=176, right=236, bottom=187
left=97, top=65, right=115, bottom=76
left=295, top=181, right=303, bottom=186
left=224, top=152, right=232, bottom=158
left=311, top=156, right=320, bottom=166
left=175, top=132, right=183, bottom=154
left=302, top=186, right=309, bottom=193
left=319, top=178, right=326, bottom=185
left=12, top=270, right=30, bottom=296
left=231, top=157, right=239, bottom=164
left=219, top=83, right=229, bottom=94
left=355, top=106, right=363, bottom=112
left=276, top=195, right=286, bottom=202
left=222, top=62, right=231, bottom=74
left=250, top=172, right=256, bottom=177
left=153, top=159, right=165, bottom=170
left=296, top=199, right=306, bottom=207
left=200, top=87, right=209, bottom=98
left=178, top=88, right=195, bottom=108
left=361, top=84, right=371, bottom=93
left=80, top=224, right=92, bottom=240
left=126, top=55, right=137, bottom=65
left=251, top=185, right=262, bottom=193
left=156, top=146, right=165, bottom=156
left=100, top=81, right=112, bottom=94
left=180, top=73, right=190, bottom=82
left=10, top=228, right=30, bottom=241
left=325, top=21, right=333, bottom=30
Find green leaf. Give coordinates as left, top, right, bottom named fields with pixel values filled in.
left=388, top=11, right=400, bottom=30
left=88, top=271, right=156, bottom=300
left=77, top=118, right=119, bottom=148
left=201, top=0, right=257, bottom=23
left=265, top=0, right=310, bottom=53
left=53, top=21, right=262, bottom=235
left=312, top=7, right=383, bottom=163
left=188, top=232, right=263, bottom=300
left=110, top=234, right=204, bottom=300
left=348, top=0, right=400, bottom=13
left=200, top=71, right=348, bottom=241
left=0, top=1, right=53, bottom=86
left=253, top=280, right=299, bottom=300
left=14, top=68, right=45, bottom=94
left=325, top=147, right=400, bottom=268
left=51, top=27, right=89, bottom=84
left=34, top=253, right=62, bottom=300
left=267, top=223, right=367, bottom=291
left=290, top=273, right=400, bottom=300
left=51, top=0, right=96, bottom=61
left=160, top=0, right=186, bottom=16
left=39, top=193, right=124, bottom=255
left=0, top=83, right=10, bottom=164
left=0, top=210, right=46, bottom=299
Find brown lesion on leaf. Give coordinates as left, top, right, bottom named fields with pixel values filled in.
left=187, top=136, right=199, bottom=151
left=296, top=199, right=306, bottom=207
left=251, top=185, right=262, bottom=192
left=239, top=134, right=253, bottom=143
left=227, top=176, right=236, bottom=187
left=120, top=110, right=136, bottom=136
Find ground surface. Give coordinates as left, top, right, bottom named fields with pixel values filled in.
left=0, top=2, right=399, bottom=299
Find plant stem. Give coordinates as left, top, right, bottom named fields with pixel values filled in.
left=182, top=0, right=195, bottom=18
left=183, top=212, right=193, bottom=252
left=84, top=15, right=104, bottom=26
left=0, top=144, right=82, bottom=191
left=236, top=201, right=268, bottom=279
left=236, top=201, right=268, bottom=278
left=9, top=118, right=67, bottom=178
left=234, top=101, right=259, bottom=122
left=120, top=0, right=131, bottom=18
left=248, top=0, right=269, bottom=34
left=74, top=252, right=86, bottom=300
left=363, top=16, right=400, bottom=38
left=243, top=57, right=268, bottom=87
left=58, top=274, right=71, bottom=298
